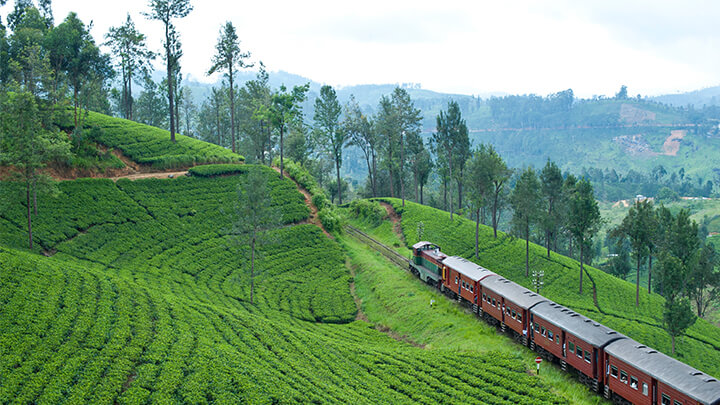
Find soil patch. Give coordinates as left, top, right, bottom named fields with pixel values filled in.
left=271, top=166, right=333, bottom=239
left=110, top=171, right=188, bottom=182
left=662, top=130, right=687, bottom=156
left=379, top=202, right=405, bottom=243
left=346, top=258, right=369, bottom=322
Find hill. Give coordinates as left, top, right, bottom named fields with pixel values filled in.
left=0, top=163, right=582, bottom=403
left=344, top=198, right=720, bottom=379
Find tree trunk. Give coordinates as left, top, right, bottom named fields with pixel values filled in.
left=420, top=183, right=424, bottom=205
left=229, top=67, right=236, bottom=153
left=166, top=23, right=175, bottom=143
left=579, top=241, right=584, bottom=294
left=448, top=151, right=454, bottom=220
left=279, top=124, right=285, bottom=179
left=475, top=208, right=480, bottom=258
left=413, top=169, right=419, bottom=203
left=215, top=101, right=221, bottom=146
left=443, top=177, right=447, bottom=210
left=32, top=178, right=37, bottom=216
left=73, top=86, right=79, bottom=129
left=400, top=131, right=405, bottom=207
left=648, top=254, right=653, bottom=294
left=128, top=69, right=134, bottom=121
left=26, top=181, right=33, bottom=250
left=671, top=334, right=675, bottom=354
left=525, top=220, right=530, bottom=277
left=636, top=255, right=641, bottom=307
left=388, top=161, right=395, bottom=198
left=250, top=235, right=255, bottom=304
left=336, top=158, right=342, bottom=205
left=458, top=179, right=463, bottom=210
left=546, top=230, right=551, bottom=258
left=492, top=189, right=499, bottom=238
left=371, top=149, right=377, bottom=198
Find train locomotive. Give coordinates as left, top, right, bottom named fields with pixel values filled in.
left=409, top=241, right=720, bottom=405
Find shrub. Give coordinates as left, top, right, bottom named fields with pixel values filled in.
left=188, top=164, right=247, bottom=177
left=319, top=207, right=343, bottom=233
left=349, top=200, right=386, bottom=226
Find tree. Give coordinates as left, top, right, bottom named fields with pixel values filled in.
left=51, top=12, right=111, bottom=129
left=313, top=85, right=346, bottom=204
left=0, top=91, right=70, bottom=249
left=511, top=167, right=542, bottom=277
left=180, top=85, right=195, bottom=136
left=485, top=145, right=512, bottom=238
left=616, top=85, right=628, bottom=100
left=611, top=200, right=654, bottom=306
left=567, top=179, right=602, bottom=294
left=134, top=74, right=167, bottom=128
left=415, top=147, right=432, bottom=205
left=390, top=87, right=423, bottom=208
left=104, top=14, right=155, bottom=120
left=230, top=167, right=281, bottom=305
left=258, top=83, right=309, bottom=179
left=687, top=244, right=719, bottom=318
left=375, top=95, right=399, bottom=198
left=433, top=100, right=469, bottom=220
left=607, top=238, right=632, bottom=280
left=145, top=0, right=193, bottom=142
left=241, top=65, right=273, bottom=164
left=540, top=159, right=563, bottom=258
left=344, top=95, right=378, bottom=197
left=466, top=145, right=492, bottom=257
left=658, top=254, right=696, bottom=354
left=208, top=21, right=251, bottom=153
left=7, top=5, right=51, bottom=96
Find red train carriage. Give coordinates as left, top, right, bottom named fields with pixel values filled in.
left=479, top=276, right=546, bottom=345
left=410, top=241, right=446, bottom=286
left=441, top=256, right=495, bottom=312
left=530, top=301, right=623, bottom=391
left=605, top=338, right=720, bottom=405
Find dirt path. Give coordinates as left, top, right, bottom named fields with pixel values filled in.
left=109, top=171, right=188, bottom=182
left=662, top=130, right=687, bottom=156
left=346, top=258, right=369, bottom=322
left=379, top=202, right=405, bottom=242
left=271, top=166, right=332, bottom=239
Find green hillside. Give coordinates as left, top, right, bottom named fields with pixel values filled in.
left=63, top=111, right=244, bottom=169
left=0, top=165, right=576, bottom=404
left=349, top=199, right=720, bottom=378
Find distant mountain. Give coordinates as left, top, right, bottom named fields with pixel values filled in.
left=651, top=85, right=720, bottom=107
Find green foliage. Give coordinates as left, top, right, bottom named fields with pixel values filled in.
left=188, top=163, right=245, bottom=177
left=66, top=110, right=243, bottom=168
left=348, top=199, right=386, bottom=226
left=377, top=198, right=720, bottom=377
left=319, top=207, right=343, bottom=233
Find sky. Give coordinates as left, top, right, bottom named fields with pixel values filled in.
left=2, top=0, right=720, bottom=98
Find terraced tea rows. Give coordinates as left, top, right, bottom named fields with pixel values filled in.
left=378, top=198, right=720, bottom=377
left=0, top=168, right=568, bottom=403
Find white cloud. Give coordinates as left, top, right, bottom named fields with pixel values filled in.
left=1, top=0, right=717, bottom=97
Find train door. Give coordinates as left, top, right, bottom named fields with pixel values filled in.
left=561, top=331, right=566, bottom=358
left=652, top=379, right=657, bottom=404
left=592, top=347, right=599, bottom=379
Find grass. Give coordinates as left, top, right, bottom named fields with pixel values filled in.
left=354, top=198, right=720, bottom=378
left=341, top=233, right=607, bottom=404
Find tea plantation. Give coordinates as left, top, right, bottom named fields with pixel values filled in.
left=369, top=198, right=720, bottom=378
left=65, top=111, right=244, bottom=169
left=0, top=166, right=568, bottom=404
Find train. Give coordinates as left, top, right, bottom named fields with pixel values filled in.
left=409, top=241, right=720, bottom=405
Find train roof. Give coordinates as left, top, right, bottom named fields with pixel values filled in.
left=481, top=276, right=547, bottom=309
left=412, top=241, right=437, bottom=249
left=443, top=256, right=496, bottom=282
left=606, top=339, right=720, bottom=405
left=531, top=301, right=624, bottom=347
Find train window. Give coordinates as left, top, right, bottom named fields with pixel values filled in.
left=506, top=307, right=511, bottom=316
left=470, top=285, right=474, bottom=293
left=673, top=401, right=681, bottom=405
left=569, top=342, right=575, bottom=353
left=555, top=335, right=560, bottom=344
left=584, top=350, right=591, bottom=363
left=517, top=313, right=522, bottom=322
left=630, top=376, right=638, bottom=390
left=661, top=394, right=670, bottom=405
left=455, top=276, right=458, bottom=284
left=541, top=326, right=546, bottom=336
left=511, top=309, right=517, bottom=319
left=483, top=293, right=486, bottom=301
left=492, top=298, right=496, bottom=307
left=548, top=330, right=554, bottom=340
left=610, top=365, right=618, bottom=378
left=576, top=346, right=583, bottom=358
left=642, top=383, right=648, bottom=396
left=534, top=323, right=540, bottom=333
left=620, top=370, right=628, bottom=383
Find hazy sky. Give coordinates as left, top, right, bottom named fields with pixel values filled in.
left=2, top=0, right=719, bottom=98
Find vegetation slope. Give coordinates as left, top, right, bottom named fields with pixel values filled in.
left=349, top=198, right=720, bottom=378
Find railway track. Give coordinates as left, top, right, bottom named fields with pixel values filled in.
left=344, top=225, right=410, bottom=268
